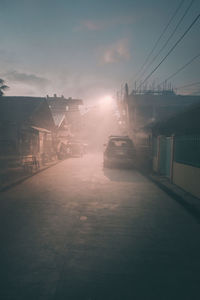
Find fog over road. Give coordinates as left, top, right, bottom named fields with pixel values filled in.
left=0, top=154, right=200, bottom=300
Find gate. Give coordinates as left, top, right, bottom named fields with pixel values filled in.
left=159, top=136, right=171, bottom=177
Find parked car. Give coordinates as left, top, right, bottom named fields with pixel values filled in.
left=68, top=141, right=84, bottom=157
left=103, top=135, right=136, bottom=168
left=57, top=142, right=70, bottom=160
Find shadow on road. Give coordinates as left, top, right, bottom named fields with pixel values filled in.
left=103, top=167, right=143, bottom=182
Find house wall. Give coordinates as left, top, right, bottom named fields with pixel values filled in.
left=173, top=162, right=200, bottom=199
left=20, top=128, right=39, bottom=155
left=0, top=122, right=20, bottom=154
left=152, top=134, right=200, bottom=198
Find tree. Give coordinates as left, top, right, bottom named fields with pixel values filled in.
left=0, top=79, right=9, bottom=96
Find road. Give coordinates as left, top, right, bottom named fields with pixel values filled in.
left=0, top=153, right=200, bottom=300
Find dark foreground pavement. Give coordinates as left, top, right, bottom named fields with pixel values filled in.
left=0, top=154, right=200, bottom=300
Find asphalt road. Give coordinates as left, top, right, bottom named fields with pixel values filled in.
left=0, top=153, right=200, bottom=300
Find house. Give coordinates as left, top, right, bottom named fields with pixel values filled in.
left=117, top=85, right=200, bottom=170
left=0, top=97, right=55, bottom=167
left=46, top=94, right=83, bottom=137
left=51, top=111, right=73, bottom=155
left=122, top=89, right=200, bottom=140
left=52, top=112, right=71, bottom=139
left=151, top=103, right=200, bottom=199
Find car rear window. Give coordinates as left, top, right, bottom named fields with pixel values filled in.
left=109, top=139, right=133, bottom=148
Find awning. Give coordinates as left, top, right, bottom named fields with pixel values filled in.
left=31, top=126, right=51, bottom=133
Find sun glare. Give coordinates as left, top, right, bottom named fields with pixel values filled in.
left=99, top=95, right=113, bottom=109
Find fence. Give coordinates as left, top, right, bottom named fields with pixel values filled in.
left=159, top=136, right=172, bottom=177
left=152, top=137, right=158, bottom=157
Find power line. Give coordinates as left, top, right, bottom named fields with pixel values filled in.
left=137, top=0, right=195, bottom=84
left=159, top=52, right=200, bottom=85
left=134, top=0, right=185, bottom=82
left=137, top=13, right=200, bottom=89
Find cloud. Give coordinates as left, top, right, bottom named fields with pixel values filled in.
left=76, top=15, right=136, bottom=31
left=2, top=70, right=49, bottom=88
left=80, top=20, right=104, bottom=31
left=101, top=39, right=131, bottom=64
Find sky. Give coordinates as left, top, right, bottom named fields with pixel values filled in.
left=0, top=0, right=199, bottom=103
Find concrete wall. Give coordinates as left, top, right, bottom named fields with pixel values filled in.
left=173, top=162, right=200, bottom=199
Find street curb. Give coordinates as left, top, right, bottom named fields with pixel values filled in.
left=141, top=171, right=200, bottom=224
left=0, top=160, right=62, bottom=193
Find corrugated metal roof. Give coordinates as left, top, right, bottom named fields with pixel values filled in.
left=0, top=97, right=46, bottom=122
left=152, top=103, right=200, bottom=135
left=0, top=97, right=55, bottom=131
left=47, top=97, right=83, bottom=106
left=127, top=94, right=200, bottom=107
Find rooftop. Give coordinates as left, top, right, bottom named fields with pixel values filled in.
left=0, top=96, right=54, bottom=130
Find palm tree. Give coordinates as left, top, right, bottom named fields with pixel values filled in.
left=0, top=79, right=9, bottom=96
